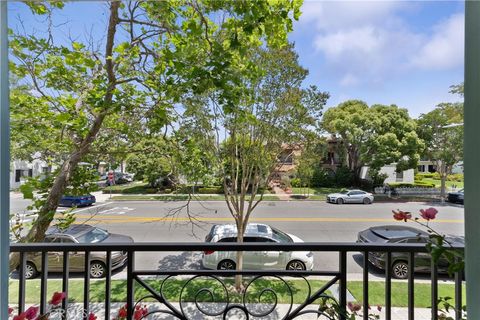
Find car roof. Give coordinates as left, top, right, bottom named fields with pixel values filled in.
left=368, top=225, right=428, bottom=240
left=210, top=223, right=272, bottom=239
left=46, top=224, right=95, bottom=237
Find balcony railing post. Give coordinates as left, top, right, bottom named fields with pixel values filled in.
left=385, top=252, right=392, bottom=320
left=407, top=251, right=415, bottom=320
left=339, top=250, right=347, bottom=320
left=127, top=250, right=135, bottom=319
left=431, top=262, right=438, bottom=320
left=362, top=250, right=369, bottom=320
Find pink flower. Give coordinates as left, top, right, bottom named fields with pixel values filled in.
left=24, top=306, right=39, bottom=320
left=347, top=302, right=362, bottom=312
left=420, top=207, right=438, bottom=221
left=377, top=305, right=382, bottom=312
left=50, top=291, right=66, bottom=306
left=392, top=209, right=412, bottom=222
left=88, top=312, right=97, bottom=320
left=8, top=307, right=14, bottom=315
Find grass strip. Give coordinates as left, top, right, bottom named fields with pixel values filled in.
left=111, top=195, right=280, bottom=201
left=9, top=279, right=465, bottom=308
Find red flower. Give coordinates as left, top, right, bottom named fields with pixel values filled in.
left=392, top=209, right=412, bottom=222
left=13, top=313, right=27, bottom=320
left=134, top=305, right=148, bottom=320
left=88, top=312, right=97, bottom=320
left=8, top=307, right=14, bottom=315
left=347, top=302, right=362, bottom=312
left=420, top=207, right=438, bottom=221
left=24, top=306, right=39, bottom=320
left=377, top=305, right=382, bottom=312
left=50, top=291, right=66, bottom=306
left=117, top=305, right=127, bottom=319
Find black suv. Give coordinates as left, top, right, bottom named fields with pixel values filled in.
left=357, top=225, right=464, bottom=279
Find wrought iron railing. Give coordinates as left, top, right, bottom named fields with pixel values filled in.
left=9, top=242, right=464, bottom=320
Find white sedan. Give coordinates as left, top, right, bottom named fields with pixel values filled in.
left=202, top=223, right=314, bottom=271
left=326, top=189, right=374, bottom=204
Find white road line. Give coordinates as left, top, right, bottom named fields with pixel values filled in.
left=70, top=202, right=111, bottom=214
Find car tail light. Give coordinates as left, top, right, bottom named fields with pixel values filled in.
left=204, top=250, right=215, bottom=255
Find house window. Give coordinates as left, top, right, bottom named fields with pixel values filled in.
left=396, top=171, right=404, bottom=182
left=417, top=165, right=425, bottom=172
left=42, top=166, right=51, bottom=174
left=15, top=169, right=31, bottom=182
left=278, top=152, right=293, bottom=164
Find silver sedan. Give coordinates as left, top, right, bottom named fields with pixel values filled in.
left=326, top=189, right=374, bottom=204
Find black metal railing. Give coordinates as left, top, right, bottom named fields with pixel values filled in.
left=9, top=242, right=464, bottom=320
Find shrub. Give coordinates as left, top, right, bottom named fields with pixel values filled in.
left=447, top=173, right=464, bottom=182
left=414, top=174, right=424, bottom=181
left=417, top=172, right=435, bottom=179
left=311, top=167, right=334, bottom=187
left=280, top=175, right=291, bottom=189
left=291, top=177, right=302, bottom=187
left=388, top=182, right=436, bottom=188
left=198, top=186, right=223, bottom=194
left=334, top=166, right=354, bottom=187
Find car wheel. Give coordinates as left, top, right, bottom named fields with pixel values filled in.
left=24, top=262, right=39, bottom=279
left=337, top=198, right=344, bottom=205
left=363, top=198, right=371, bottom=204
left=217, top=260, right=236, bottom=270
left=392, top=261, right=409, bottom=279
left=90, top=261, right=107, bottom=278
left=286, top=260, right=306, bottom=271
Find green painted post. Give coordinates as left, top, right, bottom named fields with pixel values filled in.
left=0, top=1, right=9, bottom=318
left=464, top=1, right=480, bottom=318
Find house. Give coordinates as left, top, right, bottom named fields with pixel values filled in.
left=10, top=158, right=51, bottom=190
left=273, top=137, right=414, bottom=184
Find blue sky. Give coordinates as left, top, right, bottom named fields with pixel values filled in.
left=9, top=1, right=465, bottom=118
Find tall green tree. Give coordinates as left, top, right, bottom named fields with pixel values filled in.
left=321, top=100, right=424, bottom=182
left=175, top=43, right=328, bottom=288
left=10, top=0, right=304, bottom=246
left=417, top=102, right=464, bottom=201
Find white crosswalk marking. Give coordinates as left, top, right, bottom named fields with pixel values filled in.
left=98, top=207, right=134, bottom=215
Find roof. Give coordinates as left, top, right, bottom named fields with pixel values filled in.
left=46, top=224, right=94, bottom=237
left=211, top=223, right=272, bottom=239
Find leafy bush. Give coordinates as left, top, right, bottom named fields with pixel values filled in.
left=334, top=166, right=354, bottom=187
left=198, top=186, right=223, bottom=194
left=280, top=175, right=291, bottom=189
left=447, top=173, right=464, bottom=182
left=291, top=177, right=302, bottom=187
left=311, top=167, right=334, bottom=187
left=416, top=172, right=435, bottom=179
left=414, top=174, right=424, bottom=181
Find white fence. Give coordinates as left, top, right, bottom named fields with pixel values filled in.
left=374, top=187, right=443, bottom=195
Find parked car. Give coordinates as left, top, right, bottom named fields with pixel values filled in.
left=357, top=225, right=464, bottom=279
left=326, top=189, right=374, bottom=204
left=59, top=194, right=96, bottom=207
left=447, top=189, right=464, bottom=204
left=202, top=223, right=314, bottom=271
left=22, top=224, right=134, bottom=279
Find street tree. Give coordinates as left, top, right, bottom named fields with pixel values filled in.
left=10, top=0, right=305, bottom=247
left=175, top=43, right=328, bottom=288
left=417, top=102, right=464, bottom=201
left=321, top=100, right=424, bottom=183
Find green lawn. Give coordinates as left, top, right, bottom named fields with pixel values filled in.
left=112, top=194, right=279, bottom=201
left=9, top=279, right=465, bottom=308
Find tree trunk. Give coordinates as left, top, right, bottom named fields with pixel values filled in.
left=9, top=1, right=120, bottom=271
left=235, top=221, right=244, bottom=291
left=440, top=162, right=447, bottom=204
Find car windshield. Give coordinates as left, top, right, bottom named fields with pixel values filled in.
left=459, top=189, right=464, bottom=193
left=271, top=227, right=292, bottom=243
left=340, top=190, right=349, bottom=194
left=76, top=228, right=109, bottom=243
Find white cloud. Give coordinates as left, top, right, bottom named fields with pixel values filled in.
left=297, top=1, right=464, bottom=87
left=409, top=13, right=464, bottom=70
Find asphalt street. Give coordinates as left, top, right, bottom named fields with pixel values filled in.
left=9, top=196, right=465, bottom=279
